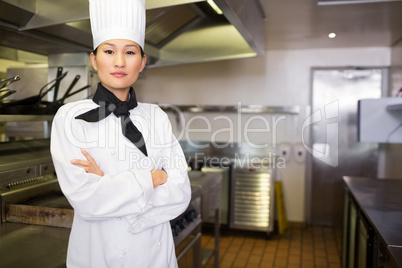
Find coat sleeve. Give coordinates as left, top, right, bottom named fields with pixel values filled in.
left=50, top=103, right=155, bottom=222
left=127, top=107, right=191, bottom=234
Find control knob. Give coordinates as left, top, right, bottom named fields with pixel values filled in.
left=185, top=209, right=197, bottom=222
left=176, top=218, right=187, bottom=230
left=171, top=224, right=181, bottom=237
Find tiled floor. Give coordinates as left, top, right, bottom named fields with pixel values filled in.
left=201, top=224, right=342, bottom=268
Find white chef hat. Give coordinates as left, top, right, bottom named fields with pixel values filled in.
left=89, top=0, right=146, bottom=50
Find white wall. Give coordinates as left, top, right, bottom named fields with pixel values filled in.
left=391, top=38, right=402, bottom=66
left=135, top=46, right=391, bottom=223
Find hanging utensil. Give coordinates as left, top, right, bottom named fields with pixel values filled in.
left=45, top=84, right=91, bottom=115
left=37, top=72, right=68, bottom=104
left=57, top=84, right=91, bottom=103
left=59, top=74, right=81, bottom=103
left=2, top=71, right=67, bottom=107
left=0, top=71, right=69, bottom=115
left=52, top=67, right=63, bottom=102
left=0, top=75, right=20, bottom=89
left=0, top=90, right=16, bottom=102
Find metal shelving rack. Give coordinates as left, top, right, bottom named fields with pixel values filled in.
left=159, top=104, right=300, bottom=115
left=0, top=115, right=54, bottom=122
left=0, top=115, right=54, bottom=141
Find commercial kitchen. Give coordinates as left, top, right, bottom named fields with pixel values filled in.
left=1, top=0, right=402, bottom=267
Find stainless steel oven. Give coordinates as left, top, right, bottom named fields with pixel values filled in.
left=0, top=139, right=70, bottom=267
left=171, top=185, right=202, bottom=268
left=0, top=139, right=204, bottom=267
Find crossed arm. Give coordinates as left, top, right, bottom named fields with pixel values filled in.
left=70, top=148, right=168, bottom=188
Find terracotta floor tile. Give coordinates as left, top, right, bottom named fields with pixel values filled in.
left=202, top=224, right=341, bottom=268
left=274, top=258, right=288, bottom=266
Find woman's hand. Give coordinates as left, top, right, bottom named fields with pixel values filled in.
left=70, top=149, right=104, bottom=176
left=151, top=169, right=168, bottom=188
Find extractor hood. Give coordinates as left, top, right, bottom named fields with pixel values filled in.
left=0, top=0, right=265, bottom=67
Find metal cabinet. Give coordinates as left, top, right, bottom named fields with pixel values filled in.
left=342, top=188, right=394, bottom=268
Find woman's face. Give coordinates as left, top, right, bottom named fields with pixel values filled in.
left=90, top=39, right=146, bottom=97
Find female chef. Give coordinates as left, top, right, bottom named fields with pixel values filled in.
left=50, top=0, right=191, bottom=267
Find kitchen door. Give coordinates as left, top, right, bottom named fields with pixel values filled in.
left=306, top=68, right=385, bottom=226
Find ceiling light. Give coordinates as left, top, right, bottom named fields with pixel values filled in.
left=328, top=33, right=336, bottom=38
left=207, top=0, right=223, bottom=15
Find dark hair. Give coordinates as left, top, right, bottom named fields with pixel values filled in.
left=92, top=46, right=145, bottom=58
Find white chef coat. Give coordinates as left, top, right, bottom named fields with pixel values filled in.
left=50, top=99, right=191, bottom=268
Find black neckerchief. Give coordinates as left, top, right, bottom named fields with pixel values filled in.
left=75, top=83, right=148, bottom=156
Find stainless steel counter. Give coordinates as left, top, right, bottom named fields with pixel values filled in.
left=0, top=222, right=70, bottom=268
left=189, top=171, right=222, bottom=221
left=188, top=171, right=222, bottom=268
left=343, top=176, right=402, bottom=267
